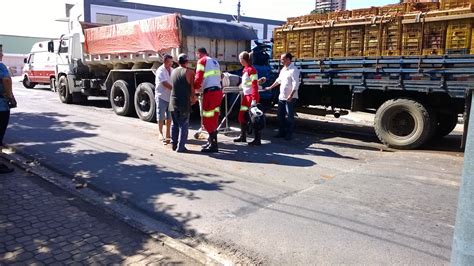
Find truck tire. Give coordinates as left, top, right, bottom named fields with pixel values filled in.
left=58, top=76, right=73, bottom=104
left=110, top=80, right=134, bottom=116
left=374, top=98, right=434, bottom=149
left=134, top=82, right=156, bottom=122
left=22, top=75, right=37, bottom=89
left=434, top=112, right=458, bottom=138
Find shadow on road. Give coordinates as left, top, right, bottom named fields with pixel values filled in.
left=6, top=112, right=227, bottom=260
left=45, top=93, right=463, bottom=154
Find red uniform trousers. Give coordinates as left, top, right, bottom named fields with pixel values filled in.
left=238, top=94, right=253, bottom=124
left=202, top=89, right=223, bottom=133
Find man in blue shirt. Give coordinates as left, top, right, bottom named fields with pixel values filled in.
left=0, top=44, right=16, bottom=173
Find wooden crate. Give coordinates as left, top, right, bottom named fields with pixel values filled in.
left=382, top=19, right=402, bottom=56
left=471, top=27, right=474, bottom=54
left=287, top=13, right=329, bottom=25
left=273, top=29, right=287, bottom=59
left=286, top=31, right=300, bottom=58
left=314, top=28, right=330, bottom=58
left=330, top=28, right=347, bottom=57
left=364, top=24, right=382, bottom=56
left=423, top=22, right=447, bottom=55
left=346, top=26, right=365, bottom=57
left=402, top=23, right=423, bottom=55
left=351, top=7, right=379, bottom=18
left=328, top=10, right=352, bottom=20
left=310, top=13, right=329, bottom=22
left=379, top=4, right=406, bottom=16
left=405, top=2, right=440, bottom=13
left=299, top=30, right=315, bottom=58
left=440, top=0, right=474, bottom=10
left=446, top=19, right=472, bottom=54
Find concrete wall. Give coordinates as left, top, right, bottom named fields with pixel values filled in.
left=2, top=54, right=26, bottom=77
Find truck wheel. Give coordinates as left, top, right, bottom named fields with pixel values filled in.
left=22, top=76, right=37, bottom=89
left=134, top=82, right=156, bottom=122
left=110, top=80, right=134, bottom=116
left=58, top=76, right=73, bottom=104
left=374, top=98, right=434, bottom=149
left=434, top=112, right=458, bottom=138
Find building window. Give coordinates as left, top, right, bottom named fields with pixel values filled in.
left=96, top=13, right=128, bottom=25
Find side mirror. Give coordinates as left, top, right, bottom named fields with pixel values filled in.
left=47, top=40, right=54, bottom=53
left=24, top=58, right=27, bottom=64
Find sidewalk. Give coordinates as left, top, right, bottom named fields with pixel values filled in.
left=0, top=158, right=201, bottom=265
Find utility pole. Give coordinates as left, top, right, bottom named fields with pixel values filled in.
left=451, top=91, right=474, bottom=265
left=219, top=0, right=241, bottom=23
left=237, top=0, right=241, bottom=23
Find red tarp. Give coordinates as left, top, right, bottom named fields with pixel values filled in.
left=84, top=14, right=181, bottom=55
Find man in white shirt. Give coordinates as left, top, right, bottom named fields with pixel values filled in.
left=265, top=53, right=300, bottom=140
left=155, top=54, right=174, bottom=144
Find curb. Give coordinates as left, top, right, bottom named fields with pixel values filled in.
left=0, top=148, right=224, bottom=265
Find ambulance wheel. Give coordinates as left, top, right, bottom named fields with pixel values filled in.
left=22, top=76, right=36, bottom=89
left=50, top=77, right=57, bottom=92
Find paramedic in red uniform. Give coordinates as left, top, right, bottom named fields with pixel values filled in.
left=194, top=47, right=223, bottom=153
left=233, top=51, right=261, bottom=146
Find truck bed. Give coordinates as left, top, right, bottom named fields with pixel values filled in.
left=271, top=55, right=474, bottom=99
left=83, top=14, right=257, bottom=66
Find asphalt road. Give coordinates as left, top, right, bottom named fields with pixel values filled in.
left=7, top=81, right=463, bottom=264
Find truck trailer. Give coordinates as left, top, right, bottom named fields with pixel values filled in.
left=271, top=1, right=474, bottom=149
left=53, top=13, right=257, bottom=122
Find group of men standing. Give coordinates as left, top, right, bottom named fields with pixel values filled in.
left=154, top=47, right=300, bottom=154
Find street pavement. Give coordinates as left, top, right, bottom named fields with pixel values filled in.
left=3, top=81, right=464, bottom=264
left=0, top=158, right=201, bottom=265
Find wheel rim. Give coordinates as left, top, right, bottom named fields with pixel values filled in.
left=386, top=110, right=416, bottom=138
left=113, top=88, right=125, bottom=108
left=137, top=90, right=151, bottom=114
left=58, top=79, right=67, bottom=99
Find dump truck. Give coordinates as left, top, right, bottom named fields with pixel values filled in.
left=52, top=14, right=257, bottom=122
left=270, top=0, right=474, bottom=149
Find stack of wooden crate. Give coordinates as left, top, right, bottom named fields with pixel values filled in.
left=273, top=0, right=474, bottom=59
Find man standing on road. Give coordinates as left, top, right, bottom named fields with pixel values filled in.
left=264, top=53, right=300, bottom=141
left=169, top=54, right=196, bottom=153
left=155, top=54, right=173, bottom=145
left=194, top=47, right=222, bottom=153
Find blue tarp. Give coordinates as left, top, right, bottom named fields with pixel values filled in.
left=180, top=15, right=257, bottom=41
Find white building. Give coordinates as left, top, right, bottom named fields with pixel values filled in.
left=315, top=0, right=346, bottom=12
left=70, top=0, right=284, bottom=40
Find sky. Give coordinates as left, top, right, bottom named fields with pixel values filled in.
left=0, top=0, right=399, bottom=38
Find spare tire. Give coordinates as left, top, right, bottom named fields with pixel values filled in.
left=374, top=98, right=434, bottom=149
left=110, top=80, right=134, bottom=116
left=434, top=112, right=458, bottom=138
left=134, top=82, right=156, bottom=122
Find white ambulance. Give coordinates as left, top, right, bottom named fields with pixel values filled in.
left=22, top=40, right=59, bottom=89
